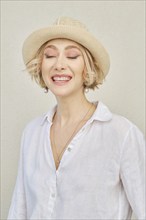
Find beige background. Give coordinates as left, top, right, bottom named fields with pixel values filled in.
left=1, top=1, right=145, bottom=219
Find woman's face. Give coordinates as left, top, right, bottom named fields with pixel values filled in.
left=41, top=39, right=85, bottom=97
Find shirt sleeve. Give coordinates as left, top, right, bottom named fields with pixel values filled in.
left=7, top=131, right=27, bottom=220
left=120, top=125, right=145, bottom=220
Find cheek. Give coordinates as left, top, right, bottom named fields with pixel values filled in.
left=41, top=61, right=51, bottom=82
left=79, top=58, right=85, bottom=71
left=76, top=61, right=85, bottom=77
left=41, top=58, right=54, bottom=73
left=41, top=60, right=48, bottom=72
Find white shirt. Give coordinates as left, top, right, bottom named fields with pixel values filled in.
left=8, top=102, right=145, bottom=220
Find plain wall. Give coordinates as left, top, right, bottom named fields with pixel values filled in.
left=1, top=1, right=145, bottom=219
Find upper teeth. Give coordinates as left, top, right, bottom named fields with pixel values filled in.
left=53, top=76, right=71, bottom=81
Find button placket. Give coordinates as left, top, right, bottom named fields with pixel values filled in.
left=47, top=176, right=57, bottom=217
left=48, top=189, right=57, bottom=216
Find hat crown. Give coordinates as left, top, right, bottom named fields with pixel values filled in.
left=54, top=16, right=88, bottom=30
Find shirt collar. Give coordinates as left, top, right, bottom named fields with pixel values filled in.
left=91, top=101, right=113, bottom=122
left=41, top=105, right=57, bottom=125
left=41, top=101, right=112, bottom=126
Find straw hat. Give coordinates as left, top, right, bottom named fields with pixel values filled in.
left=22, top=16, right=110, bottom=76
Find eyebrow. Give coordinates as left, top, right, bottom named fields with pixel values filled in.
left=44, top=45, right=81, bottom=51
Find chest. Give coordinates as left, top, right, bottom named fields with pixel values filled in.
left=25, top=121, right=121, bottom=175
left=50, top=121, right=88, bottom=169
left=25, top=131, right=121, bottom=192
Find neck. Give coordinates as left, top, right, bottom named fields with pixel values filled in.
left=54, top=93, right=92, bottom=127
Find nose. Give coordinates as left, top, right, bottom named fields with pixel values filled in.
left=54, top=55, right=67, bottom=71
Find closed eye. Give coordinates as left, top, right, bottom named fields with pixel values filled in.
left=44, top=54, right=56, bottom=58
left=67, top=56, right=79, bottom=59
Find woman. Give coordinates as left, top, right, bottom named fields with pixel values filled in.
left=8, top=17, right=145, bottom=220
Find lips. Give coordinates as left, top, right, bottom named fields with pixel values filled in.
left=51, top=74, right=72, bottom=84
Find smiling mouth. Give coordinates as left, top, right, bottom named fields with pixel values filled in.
left=52, top=75, right=72, bottom=84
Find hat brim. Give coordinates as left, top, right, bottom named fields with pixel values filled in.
left=22, top=25, right=110, bottom=76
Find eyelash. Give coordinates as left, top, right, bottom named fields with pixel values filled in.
left=68, top=56, right=79, bottom=59
left=44, top=55, right=55, bottom=58
left=44, top=54, right=79, bottom=59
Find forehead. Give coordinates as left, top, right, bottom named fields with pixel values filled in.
left=45, top=38, right=81, bottom=50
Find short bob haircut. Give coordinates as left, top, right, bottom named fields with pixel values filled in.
left=26, top=40, right=105, bottom=91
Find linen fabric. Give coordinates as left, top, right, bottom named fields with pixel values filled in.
left=7, top=102, right=145, bottom=220
left=22, top=16, right=110, bottom=77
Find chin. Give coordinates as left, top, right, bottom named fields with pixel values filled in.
left=50, top=88, right=73, bottom=98
left=51, top=87, right=82, bottom=98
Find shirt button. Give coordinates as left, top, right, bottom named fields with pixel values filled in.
left=68, top=147, right=72, bottom=152
left=51, top=193, right=55, bottom=198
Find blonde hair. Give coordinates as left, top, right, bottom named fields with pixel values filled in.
left=26, top=41, right=105, bottom=91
